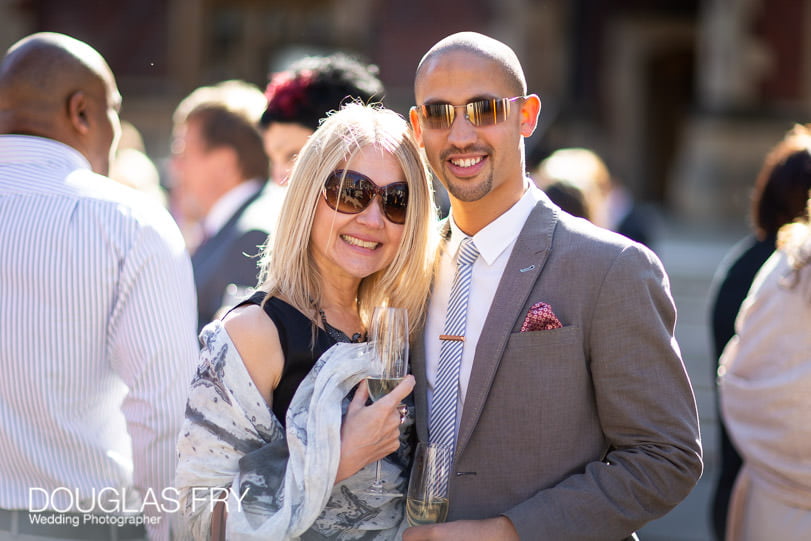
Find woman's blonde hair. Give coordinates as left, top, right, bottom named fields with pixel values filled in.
left=777, top=190, right=811, bottom=281
left=258, top=102, right=439, bottom=338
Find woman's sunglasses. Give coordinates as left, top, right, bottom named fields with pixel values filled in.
left=412, top=96, right=524, bottom=130
left=322, top=169, right=409, bottom=225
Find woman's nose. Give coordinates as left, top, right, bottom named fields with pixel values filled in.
left=354, top=195, right=386, bottom=228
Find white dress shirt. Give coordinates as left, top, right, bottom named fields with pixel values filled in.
left=201, top=178, right=265, bottom=240
left=0, top=135, right=199, bottom=540
left=424, top=181, right=542, bottom=438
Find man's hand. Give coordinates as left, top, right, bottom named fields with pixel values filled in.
left=402, top=517, right=519, bottom=541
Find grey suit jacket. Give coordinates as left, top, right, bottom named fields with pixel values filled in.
left=191, top=185, right=276, bottom=332
left=413, top=196, right=703, bottom=540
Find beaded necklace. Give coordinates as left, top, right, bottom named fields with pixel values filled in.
left=318, top=308, right=365, bottom=343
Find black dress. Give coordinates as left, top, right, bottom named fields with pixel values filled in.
left=708, top=234, right=776, bottom=541
left=235, top=291, right=347, bottom=426
left=231, top=292, right=413, bottom=539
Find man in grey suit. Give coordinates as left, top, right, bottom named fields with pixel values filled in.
left=405, top=32, right=703, bottom=540
left=170, top=80, right=274, bottom=332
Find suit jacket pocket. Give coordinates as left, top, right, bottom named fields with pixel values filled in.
left=471, top=325, right=598, bottom=481
left=507, top=324, right=579, bottom=352
left=499, top=325, right=591, bottom=415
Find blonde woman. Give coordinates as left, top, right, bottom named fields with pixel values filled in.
left=176, top=103, right=439, bottom=540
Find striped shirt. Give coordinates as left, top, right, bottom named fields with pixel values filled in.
left=0, top=135, right=199, bottom=540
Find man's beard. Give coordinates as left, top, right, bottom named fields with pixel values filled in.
left=444, top=171, right=493, bottom=202
left=437, top=145, right=493, bottom=202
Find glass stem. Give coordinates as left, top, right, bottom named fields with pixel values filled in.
left=374, top=458, right=383, bottom=486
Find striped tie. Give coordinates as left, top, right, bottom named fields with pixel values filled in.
left=430, top=237, right=480, bottom=454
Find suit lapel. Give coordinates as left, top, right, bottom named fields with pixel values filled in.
left=414, top=324, right=430, bottom=442
left=455, top=201, right=558, bottom=457
left=192, top=185, right=265, bottom=266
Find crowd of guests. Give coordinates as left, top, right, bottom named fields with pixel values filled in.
left=1, top=27, right=807, bottom=541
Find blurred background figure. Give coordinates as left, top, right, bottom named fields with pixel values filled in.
left=109, top=120, right=166, bottom=208
left=708, top=123, right=811, bottom=541
left=533, top=147, right=658, bottom=248
left=169, top=79, right=271, bottom=332
left=260, top=52, right=385, bottom=186
left=542, top=180, right=591, bottom=220
left=533, top=147, right=607, bottom=222
left=532, top=166, right=593, bottom=221
left=717, top=193, right=811, bottom=541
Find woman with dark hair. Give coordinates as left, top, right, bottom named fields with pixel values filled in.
left=260, top=52, right=385, bottom=186
left=709, top=123, right=811, bottom=540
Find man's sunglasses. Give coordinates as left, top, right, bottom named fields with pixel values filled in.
left=322, top=169, right=409, bottom=225
left=412, top=96, right=525, bottom=130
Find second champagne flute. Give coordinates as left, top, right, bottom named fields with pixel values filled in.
left=406, top=442, right=452, bottom=526
left=364, top=306, right=409, bottom=496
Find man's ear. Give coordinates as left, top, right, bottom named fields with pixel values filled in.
left=409, top=107, right=424, bottom=147
left=519, top=94, right=541, bottom=138
left=67, top=90, right=90, bottom=135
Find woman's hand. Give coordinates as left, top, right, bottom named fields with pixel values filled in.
left=335, top=375, right=415, bottom=483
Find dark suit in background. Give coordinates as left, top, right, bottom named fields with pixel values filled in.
left=191, top=186, right=274, bottom=332
left=708, top=233, right=774, bottom=538
left=169, top=80, right=275, bottom=332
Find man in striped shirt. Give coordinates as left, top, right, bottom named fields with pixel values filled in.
left=0, top=33, right=198, bottom=540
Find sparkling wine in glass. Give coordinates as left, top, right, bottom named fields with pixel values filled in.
left=367, top=376, right=404, bottom=402
left=406, top=442, right=452, bottom=526
left=365, top=306, right=409, bottom=496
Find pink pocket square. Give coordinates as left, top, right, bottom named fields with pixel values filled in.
left=520, top=302, right=562, bottom=331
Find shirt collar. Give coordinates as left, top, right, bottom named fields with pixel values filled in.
left=202, top=179, right=264, bottom=237
left=448, top=180, right=542, bottom=265
left=0, top=135, right=91, bottom=172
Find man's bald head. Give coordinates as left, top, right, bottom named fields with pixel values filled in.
left=0, top=32, right=121, bottom=175
left=415, top=32, right=527, bottom=98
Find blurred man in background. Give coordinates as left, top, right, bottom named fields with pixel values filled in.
left=169, top=80, right=271, bottom=332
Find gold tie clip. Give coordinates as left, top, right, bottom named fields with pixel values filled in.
left=439, top=334, right=465, bottom=342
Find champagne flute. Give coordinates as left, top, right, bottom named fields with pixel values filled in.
left=406, top=442, right=452, bottom=526
left=364, top=306, right=409, bottom=496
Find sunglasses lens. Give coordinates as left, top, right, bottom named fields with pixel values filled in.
left=468, top=98, right=508, bottom=127
left=324, top=171, right=408, bottom=224
left=421, top=103, right=455, bottom=129
left=324, top=172, right=372, bottom=214
left=418, top=97, right=520, bottom=129
left=382, top=184, right=408, bottom=224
